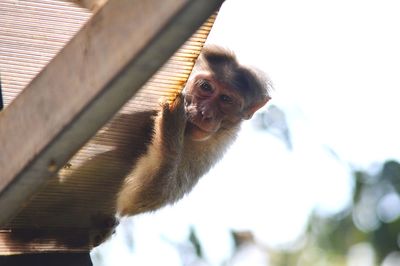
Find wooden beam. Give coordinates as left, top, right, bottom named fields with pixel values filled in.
left=0, top=0, right=224, bottom=226
left=0, top=253, right=92, bottom=266
left=0, top=76, right=3, bottom=111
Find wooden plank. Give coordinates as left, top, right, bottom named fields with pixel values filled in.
left=0, top=76, right=3, bottom=111
left=0, top=229, right=91, bottom=254
left=0, top=0, right=224, bottom=226
left=0, top=253, right=92, bottom=266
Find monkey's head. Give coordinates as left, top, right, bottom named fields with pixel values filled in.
left=183, top=45, right=271, bottom=141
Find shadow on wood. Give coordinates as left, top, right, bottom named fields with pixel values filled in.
left=0, top=253, right=92, bottom=266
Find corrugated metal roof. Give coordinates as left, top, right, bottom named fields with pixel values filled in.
left=0, top=0, right=216, bottom=254
left=0, top=0, right=91, bottom=102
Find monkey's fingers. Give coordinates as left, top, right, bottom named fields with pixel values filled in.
left=168, top=92, right=184, bottom=112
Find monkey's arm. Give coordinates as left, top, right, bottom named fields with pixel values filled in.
left=116, top=94, right=186, bottom=216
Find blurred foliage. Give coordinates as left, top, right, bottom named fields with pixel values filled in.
left=189, top=227, right=203, bottom=258
left=163, top=144, right=400, bottom=265
left=272, top=160, right=400, bottom=266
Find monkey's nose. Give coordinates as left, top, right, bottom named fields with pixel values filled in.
left=201, top=110, right=213, bottom=121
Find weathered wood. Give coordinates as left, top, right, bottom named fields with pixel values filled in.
left=0, top=0, right=224, bottom=226
left=0, top=229, right=92, bottom=254
left=0, top=253, right=92, bottom=266
left=0, top=76, right=3, bottom=110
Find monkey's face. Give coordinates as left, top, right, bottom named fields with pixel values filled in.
left=183, top=72, right=245, bottom=141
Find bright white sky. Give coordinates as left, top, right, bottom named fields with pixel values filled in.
left=93, top=1, right=400, bottom=265
left=209, top=0, right=400, bottom=166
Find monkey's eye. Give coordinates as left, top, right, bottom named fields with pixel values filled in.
left=199, top=80, right=213, bottom=93
left=220, top=95, right=233, bottom=104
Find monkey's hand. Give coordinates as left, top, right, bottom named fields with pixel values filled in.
left=159, top=93, right=187, bottom=152
left=164, top=93, right=186, bottom=124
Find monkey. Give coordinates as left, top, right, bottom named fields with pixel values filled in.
left=15, top=45, right=270, bottom=247
left=116, top=45, right=271, bottom=216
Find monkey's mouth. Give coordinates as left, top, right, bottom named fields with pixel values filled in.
left=186, top=121, right=214, bottom=141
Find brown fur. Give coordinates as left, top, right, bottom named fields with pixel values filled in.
left=22, top=46, right=270, bottom=246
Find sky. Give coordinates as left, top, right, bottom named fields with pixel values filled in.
left=92, top=1, right=400, bottom=265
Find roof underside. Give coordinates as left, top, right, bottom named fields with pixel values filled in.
left=0, top=0, right=218, bottom=253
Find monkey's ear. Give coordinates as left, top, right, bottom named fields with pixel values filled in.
left=242, top=96, right=270, bottom=120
